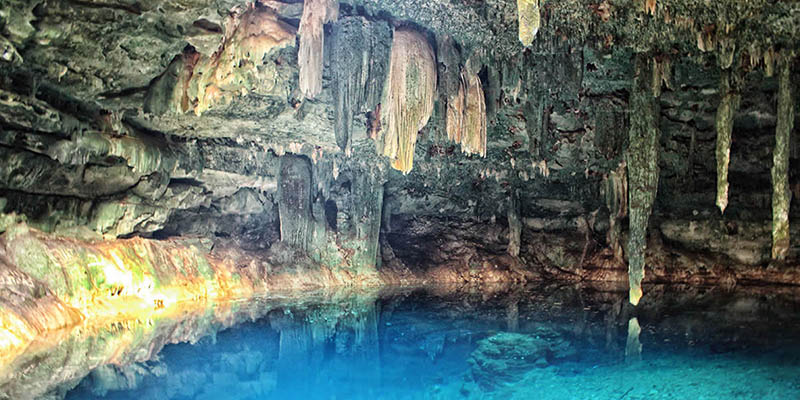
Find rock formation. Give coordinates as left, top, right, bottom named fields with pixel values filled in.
left=0, top=0, right=799, bottom=362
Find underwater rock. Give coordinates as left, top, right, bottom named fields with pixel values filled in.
left=468, top=329, right=575, bottom=388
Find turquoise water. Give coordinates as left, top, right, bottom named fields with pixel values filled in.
left=20, top=285, right=800, bottom=399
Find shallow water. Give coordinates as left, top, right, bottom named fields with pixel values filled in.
left=3, top=283, right=800, bottom=400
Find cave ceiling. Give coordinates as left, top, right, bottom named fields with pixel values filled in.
left=2, top=0, right=798, bottom=155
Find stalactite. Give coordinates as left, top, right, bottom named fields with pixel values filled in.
left=602, top=161, right=628, bottom=263
left=714, top=68, right=741, bottom=214
left=764, top=47, right=776, bottom=77
left=507, top=191, right=522, bottom=257
left=143, top=47, right=201, bottom=115
left=194, top=6, right=297, bottom=115
left=330, top=18, right=391, bottom=154
left=460, top=70, right=488, bottom=157
left=298, top=0, right=339, bottom=99
left=144, top=6, right=296, bottom=116
left=517, top=0, right=540, bottom=47
left=626, top=54, right=660, bottom=306
left=437, top=36, right=465, bottom=145
left=771, top=56, right=794, bottom=261
left=380, top=28, right=437, bottom=174
left=447, top=77, right=465, bottom=144
left=437, top=38, right=487, bottom=158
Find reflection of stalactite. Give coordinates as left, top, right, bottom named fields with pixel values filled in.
left=625, top=317, right=642, bottom=362
left=506, top=301, right=519, bottom=332
left=517, top=0, right=540, bottom=46
left=626, top=54, right=661, bottom=306
left=380, top=29, right=437, bottom=174
left=298, top=0, right=339, bottom=99
left=602, top=161, right=627, bottom=263
left=715, top=68, right=741, bottom=214
left=771, top=57, right=794, bottom=261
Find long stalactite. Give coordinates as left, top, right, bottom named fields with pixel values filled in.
left=626, top=54, right=661, bottom=306
left=460, top=69, right=488, bottom=157
left=330, top=17, right=391, bottom=154
left=715, top=68, right=741, bottom=214
left=438, top=37, right=487, bottom=158
left=380, top=28, right=437, bottom=174
left=771, top=56, right=794, bottom=261
left=298, top=0, right=339, bottom=99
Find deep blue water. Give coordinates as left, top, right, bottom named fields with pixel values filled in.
left=10, top=284, right=800, bottom=400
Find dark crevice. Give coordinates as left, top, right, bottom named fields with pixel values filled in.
left=97, top=86, right=149, bottom=99
left=68, top=0, right=143, bottom=15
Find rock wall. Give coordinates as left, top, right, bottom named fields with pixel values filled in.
left=0, top=0, right=799, bottom=348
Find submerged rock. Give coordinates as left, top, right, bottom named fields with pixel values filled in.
left=468, top=329, right=575, bottom=388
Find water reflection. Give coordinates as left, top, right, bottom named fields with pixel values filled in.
left=2, top=283, right=800, bottom=400
left=625, top=317, right=642, bottom=362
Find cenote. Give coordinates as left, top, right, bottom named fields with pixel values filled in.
left=0, top=284, right=798, bottom=400
left=1, top=0, right=800, bottom=399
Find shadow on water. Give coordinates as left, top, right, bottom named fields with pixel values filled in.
left=2, top=282, right=800, bottom=400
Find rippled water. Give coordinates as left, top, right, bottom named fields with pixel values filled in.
left=3, top=283, right=800, bottom=400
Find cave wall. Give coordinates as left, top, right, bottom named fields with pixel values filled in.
left=0, top=1, right=799, bottom=305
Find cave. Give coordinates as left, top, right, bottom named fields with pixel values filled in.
left=1, top=0, right=799, bottom=399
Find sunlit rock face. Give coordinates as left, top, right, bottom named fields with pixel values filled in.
left=0, top=0, right=799, bottom=356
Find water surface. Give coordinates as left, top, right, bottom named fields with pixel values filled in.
left=3, top=283, right=800, bottom=400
